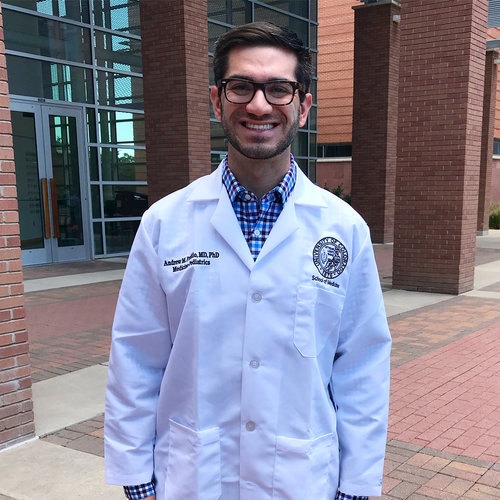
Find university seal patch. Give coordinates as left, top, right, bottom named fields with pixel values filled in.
left=313, top=237, right=348, bottom=279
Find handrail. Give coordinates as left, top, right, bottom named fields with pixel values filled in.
left=41, top=178, right=51, bottom=239
left=50, top=178, right=60, bottom=239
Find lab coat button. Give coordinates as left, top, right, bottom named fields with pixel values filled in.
left=251, top=292, right=262, bottom=302
left=249, top=359, right=260, bottom=369
left=246, top=421, right=256, bottom=431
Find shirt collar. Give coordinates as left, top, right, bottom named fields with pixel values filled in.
left=222, top=155, right=297, bottom=205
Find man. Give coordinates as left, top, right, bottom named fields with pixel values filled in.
left=105, top=22, right=391, bottom=500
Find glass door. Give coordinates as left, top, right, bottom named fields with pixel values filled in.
left=11, top=101, right=90, bottom=265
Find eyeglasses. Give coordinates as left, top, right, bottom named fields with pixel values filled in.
left=218, top=78, right=306, bottom=106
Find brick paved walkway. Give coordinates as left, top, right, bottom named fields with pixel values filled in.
left=24, top=245, right=500, bottom=499
left=383, top=440, right=500, bottom=499
left=389, top=296, right=500, bottom=367
left=25, top=281, right=119, bottom=382
left=390, top=321, right=500, bottom=463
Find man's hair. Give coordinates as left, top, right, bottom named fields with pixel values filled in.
left=213, top=22, right=313, bottom=99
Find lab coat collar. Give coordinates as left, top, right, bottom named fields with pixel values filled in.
left=185, top=162, right=328, bottom=208
left=255, top=169, right=327, bottom=262
left=186, top=164, right=328, bottom=269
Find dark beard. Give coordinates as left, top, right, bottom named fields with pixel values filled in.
left=221, top=108, right=300, bottom=160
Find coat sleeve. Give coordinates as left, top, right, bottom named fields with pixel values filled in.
left=105, top=212, right=172, bottom=486
left=330, top=222, right=392, bottom=497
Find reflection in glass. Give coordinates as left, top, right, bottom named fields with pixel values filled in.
left=3, top=10, right=92, bottom=64
left=11, top=111, right=44, bottom=250
left=94, top=31, right=142, bottom=73
left=308, top=106, right=317, bottom=130
left=310, top=78, right=317, bottom=104
left=93, top=221, right=104, bottom=255
left=254, top=6, right=309, bottom=47
left=310, top=0, right=318, bottom=22
left=97, top=70, right=143, bottom=109
left=292, top=131, right=309, bottom=158
left=87, top=108, right=97, bottom=143
left=6, top=55, right=94, bottom=104
left=91, top=185, right=102, bottom=218
left=4, top=0, right=90, bottom=23
left=211, top=152, right=226, bottom=171
left=49, top=115, right=84, bottom=247
left=208, top=0, right=248, bottom=25
left=257, top=0, right=308, bottom=18
left=310, top=23, right=317, bottom=50
left=210, top=121, right=227, bottom=152
left=99, top=111, right=145, bottom=144
left=93, top=0, right=140, bottom=35
left=208, top=22, right=230, bottom=53
left=105, top=220, right=140, bottom=254
left=89, top=147, right=99, bottom=181
left=295, top=157, right=308, bottom=176
left=101, top=147, right=146, bottom=181
left=209, top=56, right=215, bottom=86
left=309, top=159, right=317, bottom=183
left=103, top=185, right=148, bottom=217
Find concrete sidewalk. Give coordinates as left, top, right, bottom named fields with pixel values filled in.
left=1, top=232, right=500, bottom=499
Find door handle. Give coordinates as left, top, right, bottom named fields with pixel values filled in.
left=41, top=178, right=51, bottom=239
left=50, top=178, right=60, bottom=239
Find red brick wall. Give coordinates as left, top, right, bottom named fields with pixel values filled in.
left=317, top=159, right=352, bottom=195
left=0, top=0, right=34, bottom=449
left=393, top=0, right=488, bottom=294
left=487, top=27, right=500, bottom=139
left=317, top=0, right=358, bottom=144
left=140, top=0, right=211, bottom=205
left=478, top=50, right=497, bottom=233
left=492, top=158, right=500, bottom=204
left=351, top=1, right=400, bottom=243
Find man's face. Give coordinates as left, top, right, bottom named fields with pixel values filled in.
left=210, top=45, right=312, bottom=160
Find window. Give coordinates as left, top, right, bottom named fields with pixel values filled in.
left=317, top=143, right=352, bottom=158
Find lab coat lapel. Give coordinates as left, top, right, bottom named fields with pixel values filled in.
left=187, top=166, right=254, bottom=271
left=256, top=169, right=327, bottom=263
left=210, top=184, right=255, bottom=271
left=256, top=193, right=298, bottom=263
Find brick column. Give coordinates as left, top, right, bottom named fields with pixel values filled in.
left=0, top=1, right=34, bottom=449
left=477, top=49, right=498, bottom=234
left=393, top=0, right=488, bottom=294
left=351, top=0, right=400, bottom=243
left=140, top=0, right=211, bottom=205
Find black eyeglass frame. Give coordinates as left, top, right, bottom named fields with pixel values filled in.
left=217, top=78, right=307, bottom=106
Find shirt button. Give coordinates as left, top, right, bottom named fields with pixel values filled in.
left=251, top=292, right=262, bottom=302
left=253, top=229, right=261, bottom=236
left=246, top=421, right=256, bottom=432
left=249, top=359, right=260, bottom=369
left=244, top=193, right=252, bottom=201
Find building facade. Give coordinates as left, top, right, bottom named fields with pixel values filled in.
left=317, top=0, right=500, bottom=210
left=2, top=0, right=318, bottom=267
left=0, top=0, right=319, bottom=449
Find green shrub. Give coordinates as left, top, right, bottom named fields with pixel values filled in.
left=491, top=203, right=500, bottom=229
left=324, top=183, right=351, bottom=205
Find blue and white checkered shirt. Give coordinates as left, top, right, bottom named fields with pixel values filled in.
left=221, top=155, right=296, bottom=260
left=123, top=156, right=368, bottom=500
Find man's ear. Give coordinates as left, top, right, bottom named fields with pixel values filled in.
left=299, top=93, right=313, bottom=128
left=210, top=85, right=223, bottom=121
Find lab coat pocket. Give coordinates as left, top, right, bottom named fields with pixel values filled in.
left=164, top=419, right=221, bottom=500
left=273, top=433, right=335, bottom=500
left=294, top=285, right=343, bottom=358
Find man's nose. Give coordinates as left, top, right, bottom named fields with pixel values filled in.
left=245, top=88, right=273, bottom=115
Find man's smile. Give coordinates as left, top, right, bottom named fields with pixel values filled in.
left=243, top=122, right=276, bottom=130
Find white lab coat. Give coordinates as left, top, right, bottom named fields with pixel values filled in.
left=105, top=163, right=391, bottom=499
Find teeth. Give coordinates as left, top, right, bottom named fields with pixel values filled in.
left=245, top=123, right=274, bottom=130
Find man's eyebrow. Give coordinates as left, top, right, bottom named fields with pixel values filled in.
left=225, top=74, right=293, bottom=82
